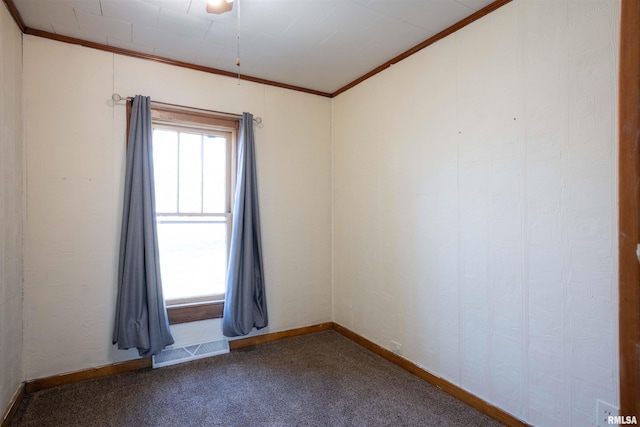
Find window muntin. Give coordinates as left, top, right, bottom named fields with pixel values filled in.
left=152, top=123, right=235, bottom=306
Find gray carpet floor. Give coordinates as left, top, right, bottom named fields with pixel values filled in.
left=11, top=330, right=503, bottom=426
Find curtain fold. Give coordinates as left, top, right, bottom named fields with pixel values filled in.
left=113, top=95, right=174, bottom=357
left=223, top=112, right=268, bottom=337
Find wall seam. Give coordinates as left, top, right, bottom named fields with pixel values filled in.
left=516, top=0, right=530, bottom=420
left=329, top=97, right=335, bottom=323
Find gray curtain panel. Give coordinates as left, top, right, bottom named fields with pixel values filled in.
left=223, top=112, right=268, bottom=337
left=113, top=95, right=174, bottom=357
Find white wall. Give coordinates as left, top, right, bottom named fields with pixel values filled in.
left=332, top=1, right=619, bottom=426
left=18, top=1, right=622, bottom=425
left=0, top=0, right=24, bottom=416
left=22, top=36, right=332, bottom=379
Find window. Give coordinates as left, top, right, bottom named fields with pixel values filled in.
left=147, top=105, right=238, bottom=323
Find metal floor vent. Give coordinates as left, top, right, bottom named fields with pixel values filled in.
left=152, top=339, right=229, bottom=368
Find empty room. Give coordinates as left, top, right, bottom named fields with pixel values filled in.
left=1, top=0, right=638, bottom=426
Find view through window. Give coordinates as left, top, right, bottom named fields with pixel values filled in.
left=152, top=123, right=235, bottom=305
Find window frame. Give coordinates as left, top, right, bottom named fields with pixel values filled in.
left=129, top=103, right=239, bottom=324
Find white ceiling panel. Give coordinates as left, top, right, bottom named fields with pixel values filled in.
left=17, top=0, right=78, bottom=32
left=238, top=2, right=298, bottom=39
left=274, top=0, right=339, bottom=23
left=419, top=1, right=478, bottom=30
left=365, top=0, right=438, bottom=29
left=454, top=0, right=494, bottom=10
left=205, top=20, right=244, bottom=48
left=319, top=2, right=383, bottom=34
left=280, top=18, right=335, bottom=47
left=132, top=25, right=183, bottom=52
left=177, top=33, right=223, bottom=59
left=139, top=0, right=191, bottom=14
left=158, top=7, right=212, bottom=39
left=12, top=0, right=499, bottom=94
left=65, top=0, right=102, bottom=15
left=361, top=16, right=432, bottom=56
left=76, top=10, right=132, bottom=43
left=100, top=0, right=160, bottom=29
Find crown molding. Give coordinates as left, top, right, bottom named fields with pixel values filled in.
left=23, top=27, right=332, bottom=98
left=331, top=0, right=513, bottom=97
left=6, top=0, right=511, bottom=98
left=2, top=0, right=25, bottom=32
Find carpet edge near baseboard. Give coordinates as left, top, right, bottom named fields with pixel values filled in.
left=11, top=321, right=529, bottom=427
left=1, top=383, right=25, bottom=427
left=228, top=322, right=334, bottom=350
left=332, top=323, right=530, bottom=427
left=21, top=322, right=335, bottom=394
left=25, top=357, right=153, bottom=393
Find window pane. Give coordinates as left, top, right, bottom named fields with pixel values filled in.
left=178, top=132, right=202, bottom=213
left=157, top=219, right=228, bottom=301
left=151, top=122, right=233, bottom=306
left=152, top=129, right=178, bottom=213
left=203, top=135, right=227, bottom=213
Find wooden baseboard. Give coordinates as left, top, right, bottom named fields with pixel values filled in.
left=1, top=383, right=25, bottom=427
left=23, top=323, right=333, bottom=393
left=332, top=323, right=530, bottom=427
left=16, top=322, right=528, bottom=426
left=26, top=357, right=152, bottom=393
left=229, top=322, right=334, bottom=350
left=22, top=323, right=333, bottom=395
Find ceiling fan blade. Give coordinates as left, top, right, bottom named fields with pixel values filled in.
left=206, top=0, right=234, bottom=15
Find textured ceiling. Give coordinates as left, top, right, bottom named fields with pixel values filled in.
left=11, top=0, right=497, bottom=94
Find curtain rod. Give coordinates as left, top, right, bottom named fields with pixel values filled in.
left=111, top=93, right=263, bottom=124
